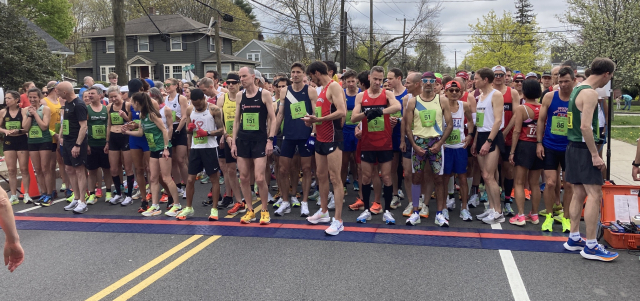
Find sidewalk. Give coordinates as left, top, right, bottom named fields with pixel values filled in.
left=608, top=138, right=638, bottom=185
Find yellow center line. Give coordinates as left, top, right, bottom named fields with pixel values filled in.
left=113, top=235, right=221, bottom=301
left=85, top=235, right=202, bottom=301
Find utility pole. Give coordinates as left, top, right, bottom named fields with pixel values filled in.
left=396, top=17, right=414, bottom=73
left=340, top=0, right=346, bottom=71
left=369, top=0, right=373, bottom=67
left=454, top=49, right=457, bottom=71
left=112, top=0, right=127, bottom=85
left=214, top=0, right=222, bottom=75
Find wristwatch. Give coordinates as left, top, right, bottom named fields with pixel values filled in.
left=74, top=143, right=81, bottom=147
left=633, top=161, right=640, bottom=167
left=268, top=136, right=275, bottom=141
left=486, top=138, right=493, bottom=144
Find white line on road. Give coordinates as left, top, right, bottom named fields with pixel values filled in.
left=491, top=223, right=531, bottom=301
left=16, top=198, right=67, bottom=213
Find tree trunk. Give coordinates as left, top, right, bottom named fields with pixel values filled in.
left=112, top=0, right=127, bottom=85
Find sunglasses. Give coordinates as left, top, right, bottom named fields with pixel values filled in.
left=43, top=92, right=49, bottom=95
left=494, top=73, right=505, bottom=78
left=514, top=80, right=524, bottom=83
left=164, top=83, right=173, bottom=87
left=226, top=81, right=238, bottom=85
left=447, top=88, right=461, bottom=93
left=422, top=78, right=436, bottom=84
left=277, top=85, right=287, bottom=89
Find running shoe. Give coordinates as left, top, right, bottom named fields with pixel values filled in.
left=442, top=208, right=450, bottom=220
left=182, top=188, right=187, bottom=199
left=553, top=203, right=564, bottom=213
left=271, top=191, right=281, bottom=204
left=273, top=198, right=283, bottom=209
left=390, top=195, right=401, bottom=209
left=397, top=189, right=404, bottom=199
left=418, top=195, right=425, bottom=210
left=370, top=202, right=382, bottom=215
left=500, top=190, right=505, bottom=202
left=503, top=203, right=515, bottom=217
left=121, top=196, right=133, bottom=206
left=403, top=212, right=419, bottom=226
left=274, top=201, right=291, bottom=216
left=446, top=196, right=456, bottom=210
left=109, top=194, right=122, bottom=205
left=383, top=210, right=396, bottom=225
left=482, top=211, right=505, bottom=224
left=308, top=190, right=319, bottom=201
left=460, top=209, right=473, bottom=221
left=402, top=203, right=413, bottom=217
left=300, top=201, right=310, bottom=217
left=133, top=181, right=139, bottom=190
left=525, top=212, right=540, bottom=224
left=563, top=237, right=586, bottom=251
left=349, top=199, right=365, bottom=211
left=132, top=190, right=142, bottom=200
left=356, top=209, right=372, bottom=223
left=327, top=195, right=335, bottom=210
left=479, top=191, right=488, bottom=203
left=142, top=205, right=162, bottom=216
left=509, top=214, right=526, bottom=226
left=65, top=189, right=73, bottom=198
left=228, top=202, right=246, bottom=215
left=435, top=213, right=449, bottom=227
left=208, top=208, right=219, bottom=221
left=325, top=218, right=344, bottom=235
left=307, top=209, right=330, bottom=224
left=553, top=214, right=563, bottom=224
left=165, top=204, right=182, bottom=217
left=40, top=195, right=53, bottom=207
left=160, top=194, right=169, bottom=203
left=105, top=192, right=112, bottom=201
left=174, top=206, right=195, bottom=221
left=200, top=175, right=210, bottom=184
left=353, top=181, right=360, bottom=191
left=419, top=205, right=429, bottom=218
left=86, top=194, right=97, bottom=205
left=541, top=213, right=554, bottom=232
left=476, top=208, right=493, bottom=220
left=33, top=195, right=44, bottom=206
left=138, top=201, right=149, bottom=213
left=343, top=186, right=348, bottom=196
left=259, top=210, right=271, bottom=225
left=291, top=196, right=301, bottom=207
left=268, top=193, right=275, bottom=204
left=73, top=201, right=88, bottom=214
left=240, top=210, right=256, bottom=224
left=540, top=183, right=545, bottom=192
left=64, top=199, right=78, bottom=211
left=524, top=189, right=531, bottom=200
left=95, top=188, right=103, bottom=198
left=9, top=195, right=19, bottom=205
left=23, top=193, right=33, bottom=204
left=580, top=244, right=618, bottom=261
left=60, top=183, right=66, bottom=191
left=218, top=196, right=234, bottom=209
left=271, top=183, right=279, bottom=191
left=561, top=216, right=571, bottom=233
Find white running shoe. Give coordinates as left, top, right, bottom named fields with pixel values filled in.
left=132, top=190, right=142, bottom=200
left=273, top=198, right=283, bottom=208
left=390, top=195, right=401, bottom=209
left=442, top=208, right=450, bottom=220
left=121, top=196, right=133, bottom=206
left=300, top=202, right=310, bottom=217
left=268, top=193, right=275, bottom=203
left=460, top=209, right=473, bottom=221
left=477, top=208, right=494, bottom=220
left=327, top=194, right=335, bottom=210
left=64, top=199, right=78, bottom=211
left=274, top=201, right=291, bottom=216
left=73, top=201, right=88, bottom=214
left=418, top=195, right=425, bottom=209
left=307, top=209, right=331, bottom=224
left=109, top=195, right=123, bottom=205
left=325, top=218, right=344, bottom=236
left=435, top=213, right=449, bottom=227
left=406, top=212, right=421, bottom=226
left=468, top=194, right=480, bottom=208
left=446, top=196, right=456, bottom=210
left=482, top=211, right=505, bottom=224
left=402, top=203, right=413, bottom=217
left=356, top=209, right=372, bottom=223
left=182, top=188, right=187, bottom=199
left=419, top=205, right=429, bottom=218
left=398, top=189, right=405, bottom=199
left=291, top=196, right=301, bottom=207
left=383, top=210, right=395, bottom=225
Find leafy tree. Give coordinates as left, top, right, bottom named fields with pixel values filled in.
left=8, top=0, right=74, bottom=42
left=0, top=3, right=61, bottom=90
left=233, top=0, right=257, bottom=21
left=514, top=0, right=536, bottom=26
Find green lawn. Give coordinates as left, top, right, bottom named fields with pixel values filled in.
left=611, top=127, right=640, bottom=145
left=611, top=115, right=640, bottom=126
left=614, top=104, right=640, bottom=113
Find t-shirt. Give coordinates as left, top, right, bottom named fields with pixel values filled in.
left=19, top=94, right=30, bottom=108
left=63, top=97, right=88, bottom=143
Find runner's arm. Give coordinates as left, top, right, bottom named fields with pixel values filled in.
left=263, top=89, right=277, bottom=138
left=75, top=105, right=88, bottom=145
left=502, top=89, right=520, bottom=135
left=463, top=102, right=475, bottom=135
left=321, top=82, right=346, bottom=121
left=510, top=105, right=525, bottom=155
left=384, top=90, right=401, bottom=115
left=165, top=107, right=174, bottom=140
left=488, top=91, right=504, bottom=141
left=176, top=95, right=188, bottom=131
left=404, top=97, right=419, bottom=150
left=275, top=88, right=285, bottom=129
left=577, top=90, right=600, bottom=156
left=106, top=103, right=112, bottom=144
left=209, top=105, right=225, bottom=137
left=308, top=86, right=318, bottom=132
left=536, top=93, right=553, bottom=143
left=151, top=113, right=170, bottom=149
left=231, top=91, right=242, bottom=144
left=33, top=106, right=51, bottom=130
left=350, top=93, right=365, bottom=123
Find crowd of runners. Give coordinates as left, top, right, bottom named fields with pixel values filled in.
left=1, top=57, right=620, bottom=261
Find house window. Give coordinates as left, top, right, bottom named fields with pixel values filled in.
left=263, top=73, right=272, bottom=79
left=247, top=53, right=260, bottom=62
left=100, top=66, right=116, bottom=82
left=138, top=36, right=149, bottom=52
left=210, top=38, right=215, bottom=52
left=171, top=35, right=182, bottom=51
left=106, top=38, right=115, bottom=53
left=221, top=64, right=231, bottom=75
left=164, top=64, right=185, bottom=80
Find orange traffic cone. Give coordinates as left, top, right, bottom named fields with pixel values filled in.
left=20, top=159, right=40, bottom=199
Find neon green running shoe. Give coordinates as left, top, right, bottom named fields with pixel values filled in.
left=86, top=194, right=97, bottom=205
left=561, top=216, right=571, bottom=233
left=176, top=206, right=194, bottom=220
left=208, top=208, right=219, bottom=221
left=541, top=213, right=554, bottom=232
left=9, top=195, right=19, bottom=205
left=165, top=204, right=182, bottom=217
left=66, top=193, right=75, bottom=203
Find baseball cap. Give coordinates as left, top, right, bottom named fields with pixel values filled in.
left=514, top=73, right=525, bottom=80
left=144, top=78, right=155, bottom=88
left=444, top=81, right=462, bottom=90
left=455, top=71, right=469, bottom=80
left=92, top=84, right=107, bottom=91
left=254, top=69, right=262, bottom=80
left=190, top=88, right=205, bottom=101
left=227, top=73, right=240, bottom=81
left=120, top=86, right=129, bottom=93
left=542, top=70, right=552, bottom=78
left=434, top=73, right=443, bottom=79
left=492, top=65, right=506, bottom=73
left=525, top=72, right=538, bottom=79
left=421, top=71, right=436, bottom=79
left=128, top=78, right=143, bottom=97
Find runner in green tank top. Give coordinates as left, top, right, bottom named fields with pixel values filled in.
left=85, top=90, right=113, bottom=205
left=567, top=85, right=599, bottom=142
left=24, top=88, right=54, bottom=205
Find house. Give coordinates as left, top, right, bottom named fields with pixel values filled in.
left=23, top=18, right=74, bottom=56
left=70, top=14, right=256, bottom=82
left=234, top=39, right=292, bottom=80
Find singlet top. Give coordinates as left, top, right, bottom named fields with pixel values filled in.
left=361, top=90, right=392, bottom=151
left=28, top=105, right=52, bottom=144
left=190, top=104, right=218, bottom=149
left=475, top=89, right=504, bottom=133
left=130, top=105, right=141, bottom=122
left=3, top=108, right=25, bottom=134
left=44, top=97, right=61, bottom=142
left=518, top=103, right=540, bottom=143
left=159, top=103, right=168, bottom=129
left=283, top=85, right=313, bottom=140
left=141, top=114, right=171, bottom=152
left=392, top=88, right=408, bottom=138
left=87, top=104, right=108, bottom=147
left=597, top=101, right=605, bottom=128
left=222, top=93, right=236, bottom=134
left=165, top=93, right=182, bottom=124
left=567, top=85, right=599, bottom=142
left=315, top=81, right=343, bottom=143
left=237, top=88, right=268, bottom=141
left=542, top=91, right=570, bottom=151
left=412, top=94, right=444, bottom=139
left=109, top=102, right=125, bottom=125
left=344, top=88, right=360, bottom=130
left=443, top=100, right=465, bottom=149
left=502, top=87, right=515, bottom=145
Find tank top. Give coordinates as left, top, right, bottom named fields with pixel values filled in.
left=44, top=97, right=61, bottom=142
left=159, top=103, right=168, bottom=129
left=392, top=88, right=407, bottom=138
left=518, top=103, right=540, bottom=142
left=502, top=86, right=514, bottom=145
left=444, top=100, right=465, bottom=149
left=344, top=88, right=360, bottom=130
left=361, top=90, right=392, bottom=151
left=141, top=114, right=171, bottom=152
left=222, top=93, right=236, bottom=134
left=542, top=91, right=570, bottom=151
left=315, top=80, right=343, bottom=143
left=283, top=85, right=313, bottom=140
left=109, top=102, right=125, bottom=125
left=237, top=88, right=268, bottom=141
left=190, top=104, right=218, bottom=148
left=28, top=105, right=52, bottom=144
left=87, top=104, right=108, bottom=147
left=476, top=89, right=504, bottom=133
left=567, top=85, right=598, bottom=143
left=412, top=94, right=444, bottom=139
left=4, top=108, right=25, bottom=134
left=165, top=93, right=181, bottom=124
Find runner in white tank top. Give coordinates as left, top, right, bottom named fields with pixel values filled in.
left=476, top=89, right=504, bottom=132
left=190, top=104, right=219, bottom=149
left=443, top=100, right=467, bottom=149
left=165, top=93, right=181, bottom=125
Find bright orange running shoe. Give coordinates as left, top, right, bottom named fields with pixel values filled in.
left=228, top=202, right=246, bottom=215
left=159, top=193, right=168, bottom=203
left=370, top=202, right=382, bottom=215
left=349, top=199, right=364, bottom=211
left=525, top=189, right=531, bottom=200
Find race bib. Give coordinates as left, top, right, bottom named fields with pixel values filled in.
left=391, top=111, right=402, bottom=118
left=193, top=136, right=207, bottom=145
left=550, top=116, right=567, bottom=136
left=476, top=112, right=485, bottom=128
left=110, top=112, right=123, bottom=124
left=290, top=101, right=306, bottom=119
left=171, top=111, right=177, bottom=121
left=62, top=120, right=69, bottom=135
left=368, top=116, right=384, bottom=132
left=92, top=124, right=106, bottom=139
left=225, top=120, right=234, bottom=133
left=566, top=112, right=573, bottom=129
left=446, top=129, right=461, bottom=144
left=54, top=122, right=60, bottom=133
left=315, top=107, right=322, bottom=125
left=419, top=110, right=436, bottom=127
left=134, top=119, right=141, bottom=124
left=29, top=125, right=43, bottom=138
left=242, top=112, right=258, bottom=131
left=345, top=110, right=357, bottom=125
left=145, top=133, right=156, bottom=148
left=5, top=121, right=20, bottom=130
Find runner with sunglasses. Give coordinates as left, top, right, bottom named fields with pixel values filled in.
left=165, top=78, right=189, bottom=200
left=106, top=85, right=133, bottom=205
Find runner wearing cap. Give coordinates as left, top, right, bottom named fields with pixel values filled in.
left=513, top=73, right=525, bottom=101
left=165, top=78, right=189, bottom=200
left=454, top=71, right=480, bottom=208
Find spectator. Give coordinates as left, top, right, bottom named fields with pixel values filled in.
left=19, top=81, right=35, bottom=108
left=79, top=76, right=94, bottom=100
left=108, top=72, right=118, bottom=87
left=622, top=94, right=632, bottom=110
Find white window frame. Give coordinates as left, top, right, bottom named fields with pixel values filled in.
left=163, top=64, right=187, bottom=80
left=170, top=35, right=182, bottom=51
left=247, top=52, right=260, bottom=62
left=209, top=37, right=215, bottom=52
left=138, top=36, right=149, bottom=52
left=106, top=38, right=115, bottom=53
left=100, top=65, right=116, bottom=82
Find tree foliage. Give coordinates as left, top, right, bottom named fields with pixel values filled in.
left=514, top=0, right=535, bottom=26
left=0, top=4, right=61, bottom=90
left=465, top=10, right=548, bottom=73
left=9, top=0, right=75, bottom=42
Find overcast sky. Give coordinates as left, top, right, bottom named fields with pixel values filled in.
left=255, top=0, right=570, bottom=68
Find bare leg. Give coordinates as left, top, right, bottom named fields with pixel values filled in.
left=237, top=157, right=256, bottom=211
left=4, top=151, right=19, bottom=196
left=477, top=149, right=501, bottom=213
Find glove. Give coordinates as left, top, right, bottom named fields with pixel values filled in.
left=187, top=122, right=196, bottom=133
left=196, top=128, right=208, bottom=138
left=365, top=108, right=383, bottom=120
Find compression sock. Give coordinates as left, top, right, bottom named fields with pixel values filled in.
left=383, top=185, right=393, bottom=212
left=412, top=184, right=421, bottom=208
left=112, top=176, right=122, bottom=195
left=126, top=175, right=135, bottom=197
left=362, top=183, right=372, bottom=210
left=504, top=178, right=514, bottom=203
